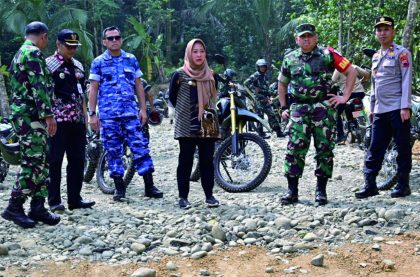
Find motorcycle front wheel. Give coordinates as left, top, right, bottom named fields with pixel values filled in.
left=214, top=132, right=272, bottom=192
left=96, top=150, right=136, bottom=194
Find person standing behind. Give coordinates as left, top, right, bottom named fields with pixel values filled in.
left=278, top=23, right=356, bottom=205
left=88, top=26, right=163, bottom=201
left=332, top=65, right=370, bottom=143
left=1, top=22, right=60, bottom=228
left=244, top=59, right=284, bottom=138
left=46, top=29, right=96, bottom=212
left=169, top=38, right=220, bottom=209
left=355, top=16, right=412, bottom=199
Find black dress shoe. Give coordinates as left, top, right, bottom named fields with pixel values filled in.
left=50, top=204, right=65, bottom=212
left=390, top=186, right=411, bottom=198
left=68, top=200, right=96, bottom=210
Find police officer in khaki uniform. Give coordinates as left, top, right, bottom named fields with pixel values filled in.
left=355, top=16, right=413, bottom=199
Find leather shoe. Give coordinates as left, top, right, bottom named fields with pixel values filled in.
left=390, top=186, right=411, bottom=198
left=50, top=204, right=65, bottom=212
left=68, top=200, right=96, bottom=210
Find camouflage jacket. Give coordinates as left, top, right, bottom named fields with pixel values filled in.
left=278, top=46, right=341, bottom=102
left=244, top=71, right=272, bottom=99
left=8, top=40, right=54, bottom=121
left=89, top=49, right=143, bottom=120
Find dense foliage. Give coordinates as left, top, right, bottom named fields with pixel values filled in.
left=0, top=0, right=418, bottom=88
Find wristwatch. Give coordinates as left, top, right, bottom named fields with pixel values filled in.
left=88, top=110, right=96, bottom=116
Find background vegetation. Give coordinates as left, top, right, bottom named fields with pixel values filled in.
left=0, top=0, right=418, bottom=90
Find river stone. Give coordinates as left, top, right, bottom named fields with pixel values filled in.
left=311, top=254, right=324, bottom=267
left=274, top=216, right=291, bottom=229
left=131, top=243, right=146, bottom=254
left=384, top=209, right=405, bottom=220
left=211, top=224, right=226, bottom=242
left=131, top=267, right=156, bottom=277
left=166, top=261, right=177, bottom=271
left=0, top=245, right=8, bottom=256
left=191, top=251, right=207, bottom=260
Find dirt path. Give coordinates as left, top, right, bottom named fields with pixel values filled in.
left=5, top=233, right=419, bottom=277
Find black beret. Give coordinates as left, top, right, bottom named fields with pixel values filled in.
left=25, top=21, right=48, bottom=36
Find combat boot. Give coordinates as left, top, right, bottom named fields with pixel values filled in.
left=315, top=177, right=328, bottom=205
left=143, top=172, right=163, bottom=198
left=113, top=176, right=126, bottom=201
left=391, top=175, right=411, bottom=198
left=257, top=124, right=270, bottom=139
left=28, top=196, right=61, bottom=225
left=355, top=174, right=379, bottom=199
left=281, top=176, right=299, bottom=204
left=1, top=196, right=36, bottom=228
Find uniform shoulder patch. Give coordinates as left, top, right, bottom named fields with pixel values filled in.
left=399, top=52, right=409, bottom=68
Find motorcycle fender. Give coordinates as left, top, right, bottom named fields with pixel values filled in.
left=221, top=108, right=271, bottom=132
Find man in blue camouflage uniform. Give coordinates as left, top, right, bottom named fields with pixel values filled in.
left=1, top=22, right=60, bottom=228
left=278, top=23, right=356, bottom=205
left=355, top=16, right=413, bottom=199
left=89, top=26, right=163, bottom=201
left=244, top=59, right=284, bottom=138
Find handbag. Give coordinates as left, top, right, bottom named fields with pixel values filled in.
left=200, top=106, right=220, bottom=138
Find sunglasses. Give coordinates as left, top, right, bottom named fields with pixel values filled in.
left=65, top=45, right=78, bottom=50
left=106, top=36, right=121, bottom=41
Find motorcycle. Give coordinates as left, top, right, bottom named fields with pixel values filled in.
left=190, top=54, right=273, bottom=192
left=0, top=119, right=18, bottom=183
left=83, top=128, right=136, bottom=194
left=154, top=90, right=169, bottom=119
left=339, top=94, right=369, bottom=150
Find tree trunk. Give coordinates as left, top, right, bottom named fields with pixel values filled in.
left=0, top=57, right=11, bottom=118
left=338, top=0, right=344, bottom=53
left=402, top=0, right=419, bottom=50
left=345, top=0, right=353, bottom=57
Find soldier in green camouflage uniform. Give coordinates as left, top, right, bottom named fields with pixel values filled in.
left=277, top=23, right=357, bottom=205
left=244, top=59, right=284, bottom=138
left=1, top=22, right=60, bottom=228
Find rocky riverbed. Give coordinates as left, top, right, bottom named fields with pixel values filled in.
left=0, top=120, right=419, bottom=276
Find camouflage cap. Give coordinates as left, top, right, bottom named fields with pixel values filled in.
left=295, top=23, right=316, bottom=37
left=375, top=16, right=394, bottom=28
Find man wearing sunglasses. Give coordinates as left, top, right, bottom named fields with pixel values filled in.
left=88, top=26, right=163, bottom=201
left=45, top=29, right=96, bottom=212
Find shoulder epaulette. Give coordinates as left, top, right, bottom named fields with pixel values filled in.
left=46, top=55, right=63, bottom=73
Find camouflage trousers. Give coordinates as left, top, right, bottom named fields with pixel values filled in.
left=255, top=97, right=281, bottom=131
left=100, top=116, right=154, bottom=178
left=284, top=101, right=336, bottom=178
left=11, top=118, right=49, bottom=198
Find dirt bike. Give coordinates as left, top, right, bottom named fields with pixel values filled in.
left=0, top=119, right=18, bottom=183
left=83, top=128, right=136, bottom=194
left=339, top=94, right=369, bottom=150
left=154, top=90, right=169, bottom=118
left=366, top=96, right=420, bottom=190
left=190, top=54, right=273, bottom=192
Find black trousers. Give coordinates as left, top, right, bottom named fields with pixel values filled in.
left=177, top=138, right=215, bottom=199
left=364, top=109, right=412, bottom=178
left=48, top=122, right=86, bottom=205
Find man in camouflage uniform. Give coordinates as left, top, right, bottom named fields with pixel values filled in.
left=1, top=22, right=60, bottom=228
left=244, top=59, right=284, bottom=138
left=89, top=26, right=163, bottom=201
left=277, top=23, right=356, bottom=205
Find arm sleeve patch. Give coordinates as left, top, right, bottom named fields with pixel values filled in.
left=327, top=46, right=351, bottom=73
left=399, top=52, right=409, bottom=68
